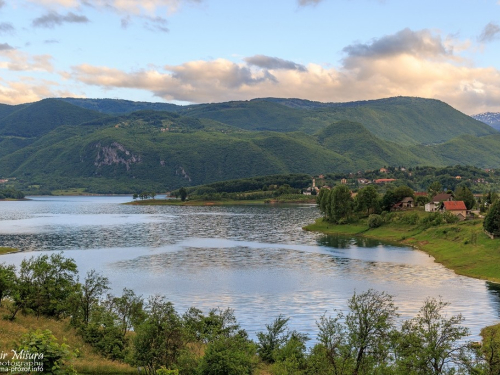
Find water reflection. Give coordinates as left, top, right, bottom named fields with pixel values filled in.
left=0, top=196, right=499, bottom=340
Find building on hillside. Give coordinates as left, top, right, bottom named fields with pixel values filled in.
left=425, top=193, right=454, bottom=212
left=441, top=200, right=467, bottom=220
left=341, top=178, right=347, bottom=184
left=380, top=168, right=388, bottom=173
left=374, top=178, right=396, bottom=184
left=357, top=178, right=371, bottom=184
left=391, top=196, right=414, bottom=211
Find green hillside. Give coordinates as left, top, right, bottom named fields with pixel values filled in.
left=59, top=97, right=181, bottom=115
left=1, top=96, right=500, bottom=194
left=0, top=99, right=105, bottom=138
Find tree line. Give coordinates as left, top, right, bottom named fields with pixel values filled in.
left=1, top=253, right=500, bottom=374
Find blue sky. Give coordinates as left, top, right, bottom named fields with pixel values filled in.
left=0, top=0, right=499, bottom=113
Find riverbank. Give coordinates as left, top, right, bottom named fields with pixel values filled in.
left=304, top=217, right=500, bottom=283
left=127, top=197, right=316, bottom=206
left=0, top=247, right=19, bottom=255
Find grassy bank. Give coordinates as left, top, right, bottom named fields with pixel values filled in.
left=0, top=305, right=137, bottom=374
left=0, top=247, right=18, bottom=255
left=304, top=215, right=500, bottom=283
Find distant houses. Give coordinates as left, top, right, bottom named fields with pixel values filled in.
left=425, top=193, right=453, bottom=212
left=441, top=201, right=467, bottom=220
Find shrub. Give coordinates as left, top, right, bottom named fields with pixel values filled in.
left=401, top=212, right=419, bottom=225
left=17, top=329, right=76, bottom=375
left=367, top=214, right=384, bottom=228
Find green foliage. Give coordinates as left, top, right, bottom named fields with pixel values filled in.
left=0, top=187, right=25, bottom=199
left=400, top=212, right=420, bottom=225
left=178, top=187, right=188, bottom=202
left=183, top=307, right=240, bottom=344
left=455, top=185, right=476, bottom=210
left=327, top=185, right=354, bottom=224
left=484, top=200, right=500, bottom=235
left=17, top=329, right=76, bottom=375
left=133, top=296, right=185, bottom=375
left=0, top=262, right=16, bottom=305
left=10, top=253, right=78, bottom=320
left=394, top=297, right=470, bottom=374
left=367, top=214, right=384, bottom=228
left=356, top=185, right=380, bottom=215
left=198, top=334, right=257, bottom=375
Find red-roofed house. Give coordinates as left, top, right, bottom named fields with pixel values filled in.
left=374, top=179, right=396, bottom=184
left=441, top=201, right=467, bottom=220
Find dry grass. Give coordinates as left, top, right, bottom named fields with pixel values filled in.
left=0, top=304, right=137, bottom=374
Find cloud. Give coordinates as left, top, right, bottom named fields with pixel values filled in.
left=0, top=43, right=14, bottom=51
left=0, top=23, right=15, bottom=35
left=478, top=22, right=500, bottom=43
left=0, top=0, right=5, bottom=8
left=0, top=49, right=54, bottom=72
left=298, top=0, right=323, bottom=5
left=244, top=55, right=306, bottom=72
left=27, top=0, right=203, bottom=16
left=32, top=11, right=90, bottom=28
left=0, top=77, right=77, bottom=105
left=62, top=28, right=500, bottom=114
left=44, top=39, right=60, bottom=44
left=343, top=28, right=450, bottom=61
left=143, top=16, right=169, bottom=33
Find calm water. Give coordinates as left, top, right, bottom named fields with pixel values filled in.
left=0, top=196, right=499, bottom=340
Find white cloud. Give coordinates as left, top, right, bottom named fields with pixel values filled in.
left=0, top=49, right=54, bottom=72
left=63, top=29, right=500, bottom=114
left=0, top=77, right=75, bottom=104
left=26, top=0, right=203, bottom=15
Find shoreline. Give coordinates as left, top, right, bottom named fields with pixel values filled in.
left=125, top=198, right=317, bottom=206
left=304, top=217, right=500, bottom=284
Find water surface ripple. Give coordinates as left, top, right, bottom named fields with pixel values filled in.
left=0, top=196, right=498, bottom=340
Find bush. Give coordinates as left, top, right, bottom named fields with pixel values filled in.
left=367, top=214, right=384, bottom=228
left=401, top=212, right=419, bottom=225
left=17, top=329, right=76, bottom=375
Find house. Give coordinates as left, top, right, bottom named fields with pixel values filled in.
left=441, top=200, right=467, bottom=220
left=380, top=168, right=388, bottom=173
left=374, top=178, right=396, bottom=184
left=392, top=196, right=414, bottom=210
left=425, top=193, right=454, bottom=212
left=341, top=178, right=347, bottom=184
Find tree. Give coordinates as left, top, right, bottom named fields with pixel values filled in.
left=455, top=185, right=475, bottom=210
left=10, top=253, right=78, bottom=319
left=381, top=190, right=398, bottom=212
left=427, top=181, right=443, bottom=199
left=484, top=199, right=500, bottom=236
left=393, top=185, right=415, bottom=202
left=133, top=295, right=186, bottom=375
left=328, top=185, right=353, bottom=224
left=394, top=297, right=471, bottom=374
left=355, top=186, right=379, bottom=216
left=313, top=290, right=398, bottom=375
left=317, top=188, right=330, bottom=218
left=0, top=263, right=16, bottom=306
left=71, top=269, right=110, bottom=327
left=257, top=315, right=291, bottom=363
left=179, top=187, right=188, bottom=202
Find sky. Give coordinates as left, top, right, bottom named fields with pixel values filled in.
left=0, top=0, right=499, bottom=114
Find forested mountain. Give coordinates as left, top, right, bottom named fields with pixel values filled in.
left=0, top=96, right=499, bottom=193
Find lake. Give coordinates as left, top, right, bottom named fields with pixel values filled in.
left=0, top=196, right=499, bottom=340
